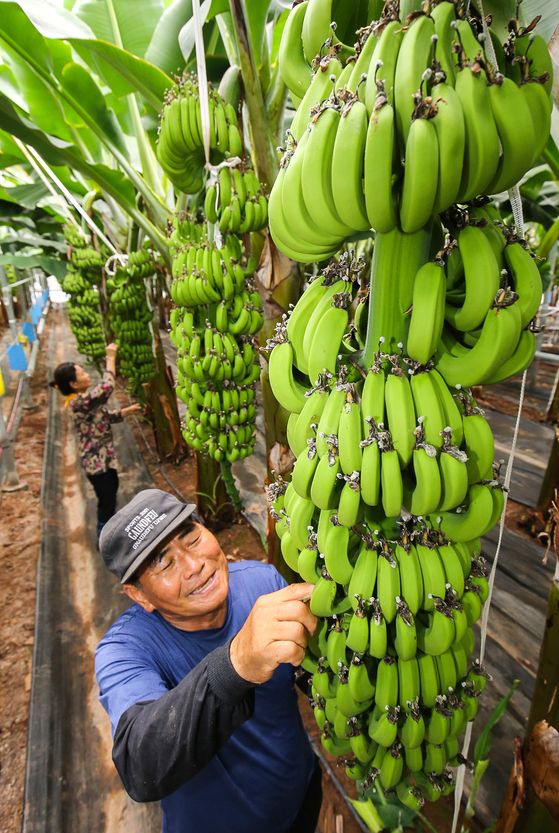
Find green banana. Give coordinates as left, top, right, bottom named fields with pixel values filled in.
left=395, top=542, right=423, bottom=616
left=300, top=104, right=355, bottom=239
left=376, top=545, right=401, bottom=623
left=454, top=63, right=500, bottom=202
left=369, top=598, right=388, bottom=659
left=486, top=74, right=537, bottom=195
left=278, top=1, right=313, bottom=100
left=394, top=598, right=417, bottom=661
left=416, top=542, right=447, bottom=611
left=348, top=540, right=378, bottom=610
left=437, top=483, right=496, bottom=542
left=331, top=98, right=371, bottom=231
left=399, top=113, right=439, bottom=234
left=436, top=296, right=522, bottom=388
left=364, top=20, right=404, bottom=112
left=417, top=653, right=440, bottom=709
left=503, top=241, right=543, bottom=329
left=438, top=432, right=469, bottom=512
left=363, top=92, right=398, bottom=233
left=393, top=13, right=435, bottom=145
left=406, top=260, right=446, bottom=366
left=417, top=597, right=456, bottom=656
left=445, top=225, right=501, bottom=333
left=375, top=655, right=399, bottom=710
left=384, top=370, right=416, bottom=466
left=268, top=339, right=309, bottom=413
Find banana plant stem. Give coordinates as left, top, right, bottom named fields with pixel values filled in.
left=227, top=0, right=278, bottom=191
left=362, top=225, right=432, bottom=367
left=537, top=215, right=559, bottom=261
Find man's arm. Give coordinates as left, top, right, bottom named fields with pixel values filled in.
left=101, top=582, right=316, bottom=802
left=110, top=641, right=254, bottom=802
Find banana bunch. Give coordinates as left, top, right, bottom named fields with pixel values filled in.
left=107, top=257, right=155, bottom=393
left=168, top=216, right=262, bottom=463
left=204, top=162, right=269, bottom=234
left=271, top=2, right=553, bottom=259
left=277, top=0, right=374, bottom=101
left=265, top=0, right=553, bottom=815
left=62, top=225, right=106, bottom=361
left=157, top=77, right=243, bottom=194
left=269, top=448, right=492, bottom=801
left=266, top=251, right=365, bottom=400
left=65, top=295, right=106, bottom=361
left=266, top=301, right=505, bottom=802
left=433, top=210, right=541, bottom=387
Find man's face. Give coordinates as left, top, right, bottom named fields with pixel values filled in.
left=123, top=523, right=229, bottom=631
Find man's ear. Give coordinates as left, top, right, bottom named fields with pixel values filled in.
left=122, top=582, right=156, bottom=613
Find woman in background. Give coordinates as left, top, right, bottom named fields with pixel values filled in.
left=50, top=343, right=141, bottom=538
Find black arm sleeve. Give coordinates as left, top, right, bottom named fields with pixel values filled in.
left=112, top=640, right=255, bottom=802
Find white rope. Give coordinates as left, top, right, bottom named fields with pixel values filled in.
left=450, top=12, right=527, bottom=826
left=509, top=185, right=525, bottom=235
left=478, top=0, right=498, bottom=70
left=12, top=137, right=80, bottom=228
left=192, top=0, right=211, bottom=166
left=478, top=0, right=525, bottom=234
left=104, top=253, right=129, bottom=276
left=23, top=145, right=120, bottom=255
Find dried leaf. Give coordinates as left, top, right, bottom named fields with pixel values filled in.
left=526, top=720, right=559, bottom=821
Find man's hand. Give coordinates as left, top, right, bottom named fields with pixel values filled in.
left=229, top=583, right=317, bottom=685
left=121, top=403, right=142, bottom=417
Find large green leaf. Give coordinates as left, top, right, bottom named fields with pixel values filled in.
left=0, top=230, right=67, bottom=252
left=0, top=2, right=171, bottom=111
left=60, top=62, right=126, bottom=153
left=1, top=44, right=74, bottom=141
left=243, top=0, right=272, bottom=76
left=70, top=39, right=172, bottom=110
left=73, top=0, right=163, bottom=57
left=0, top=252, right=67, bottom=279
left=0, top=95, right=169, bottom=257
left=0, top=182, right=49, bottom=208
left=0, top=2, right=55, bottom=71
left=0, top=0, right=93, bottom=38
left=0, top=95, right=136, bottom=208
left=473, top=0, right=559, bottom=43
left=178, top=0, right=228, bottom=64
left=145, top=0, right=193, bottom=75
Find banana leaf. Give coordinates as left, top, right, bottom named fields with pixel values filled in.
left=0, top=252, right=67, bottom=279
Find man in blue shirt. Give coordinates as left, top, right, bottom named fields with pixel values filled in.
left=95, top=488, right=321, bottom=833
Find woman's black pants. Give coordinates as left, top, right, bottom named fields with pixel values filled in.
left=86, top=467, right=119, bottom=537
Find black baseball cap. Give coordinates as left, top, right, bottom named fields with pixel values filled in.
left=99, top=488, right=198, bottom=583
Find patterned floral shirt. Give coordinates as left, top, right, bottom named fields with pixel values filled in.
left=68, top=370, right=123, bottom=475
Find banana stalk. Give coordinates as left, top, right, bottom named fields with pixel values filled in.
left=362, top=226, right=432, bottom=365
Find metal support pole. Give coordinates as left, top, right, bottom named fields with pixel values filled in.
left=0, top=266, right=19, bottom=341
left=0, top=401, right=27, bottom=492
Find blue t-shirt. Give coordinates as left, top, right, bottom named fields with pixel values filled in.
left=96, top=561, right=316, bottom=833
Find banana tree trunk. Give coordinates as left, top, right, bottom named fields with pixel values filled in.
left=143, top=336, right=188, bottom=461
left=535, top=430, right=559, bottom=520
left=495, top=516, right=559, bottom=833
left=227, top=0, right=299, bottom=570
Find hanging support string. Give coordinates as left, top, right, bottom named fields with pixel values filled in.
left=22, top=144, right=120, bottom=256
left=451, top=5, right=528, bottom=832
left=192, top=0, right=211, bottom=168
left=13, top=137, right=80, bottom=229
left=192, top=0, right=243, bottom=221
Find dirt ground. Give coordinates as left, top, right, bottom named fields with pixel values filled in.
left=0, top=318, right=266, bottom=833
left=0, top=318, right=554, bottom=833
